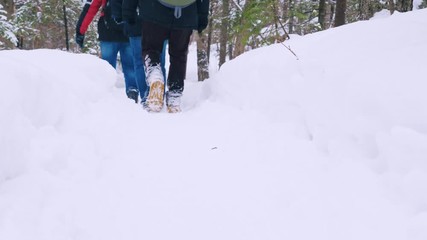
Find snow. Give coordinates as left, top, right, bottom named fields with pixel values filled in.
left=1, top=9, right=427, bottom=240
left=414, top=0, right=424, bottom=9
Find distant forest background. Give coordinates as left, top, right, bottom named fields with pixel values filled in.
left=1, top=0, right=424, bottom=79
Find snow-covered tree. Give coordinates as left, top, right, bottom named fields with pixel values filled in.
left=13, top=0, right=95, bottom=51
left=0, top=3, right=17, bottom=49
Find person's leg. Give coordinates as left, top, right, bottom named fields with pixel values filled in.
left=119, top=42, right=138, bottom=102
left=142, top=22, right=168, bottom=73
left=129, top=36, right=148, bottom=102
left=167, top=28, right=192, bottom=95
left=100, top=41, right=120, bottom=68
left=166, top=28, right=193, bottom=113
left=141, top=21, right=169, bottom=112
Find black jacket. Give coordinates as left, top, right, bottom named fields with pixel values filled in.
left=122, top=0, right=209, bottom=31
left=76, top=0, right=128, bottom=42
left=110, top=0, right=142, bottom=37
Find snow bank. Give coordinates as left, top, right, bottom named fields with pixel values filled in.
left=1, top=9, right=427, bottom=240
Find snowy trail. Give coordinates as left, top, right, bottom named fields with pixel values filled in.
left=1, top=9, right=427, bottom=240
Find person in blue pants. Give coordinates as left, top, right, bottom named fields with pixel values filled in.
left=122, top=0, right=209, bottom=113
left=110, top=0, right=167, bottom=104
left=75, top=0, right=138, bottom=102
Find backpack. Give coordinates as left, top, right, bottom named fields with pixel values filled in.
left=158, top=0, right=197, bottom=19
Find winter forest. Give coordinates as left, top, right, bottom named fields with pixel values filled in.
left=0, top=0, right=425, bottom=78
left=1, top=0, right=427, bottom=239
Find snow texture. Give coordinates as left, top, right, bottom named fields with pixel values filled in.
left=0, top=9, right=427, bottom=240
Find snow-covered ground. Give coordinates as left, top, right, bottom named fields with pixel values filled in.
left=1, top=9, right=427, bottom=240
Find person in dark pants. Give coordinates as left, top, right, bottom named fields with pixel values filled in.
left=122, top=0, right=210, bottom=113
left=110, top=0, right=168, bottom=104
left=76, top=0, right=138, bottom=103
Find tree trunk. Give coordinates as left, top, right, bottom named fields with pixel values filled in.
left=396, top=0, right=413, bottom=12
left=206, top=1, right=214, bottom=63
left=325, top=1, right=334, bottom=29
left=233, top=0, right=252, bottom=57
left=319, top=0, right=327, bottom=29
left=335, top=0, right=346, bottom=27
left=63, top=0, right=69, bottom=51
left=196, top=32, right=210, bottom=81
left=219, top=0, right=229, bottom=68
left=228, top=43, right=234, bottom=61
left=359, top=0, right=370, bottom=20
left=288, top=0, right=294, bottom=34
left=271, top=0, right=280, bottom=41
left=389, top=0, right=395, bottom=14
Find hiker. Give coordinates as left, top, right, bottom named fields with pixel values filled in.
left=122, top=0, right=210, bottom=113
left=110, top=0, right=168, bottom=104
left=75, top=0, right=138, bottom=102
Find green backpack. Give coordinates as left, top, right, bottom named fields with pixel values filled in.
left=158, top=0, right=197, bottom=18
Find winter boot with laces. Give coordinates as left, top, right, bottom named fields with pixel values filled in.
left=145, top=64, right=164, bottom=112
left=166, top=91, right=182, bottom=113
left=126, top=88, right=139, bottom=103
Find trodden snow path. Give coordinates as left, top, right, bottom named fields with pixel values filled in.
left=1, top=9, right=427, bottom=240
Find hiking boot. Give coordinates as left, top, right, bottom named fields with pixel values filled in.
left=145, top=81, right=164, bottom=112
left=166, top=91, right=182, bottom=113
left=145, top=64, right=165, bottom=112
left=126, top=88, right=139, bottom=103
left=145, top=64, right=164, bottom=86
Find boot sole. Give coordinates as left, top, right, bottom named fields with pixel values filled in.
left=145, top=81, right=164, bottom=112
left=167, top=105, right=182, bottom=113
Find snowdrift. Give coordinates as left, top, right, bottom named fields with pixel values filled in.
left=1, top=9, right=427, bottom=240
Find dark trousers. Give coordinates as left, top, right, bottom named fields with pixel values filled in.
left=141, top=21, right=193, bottom=94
